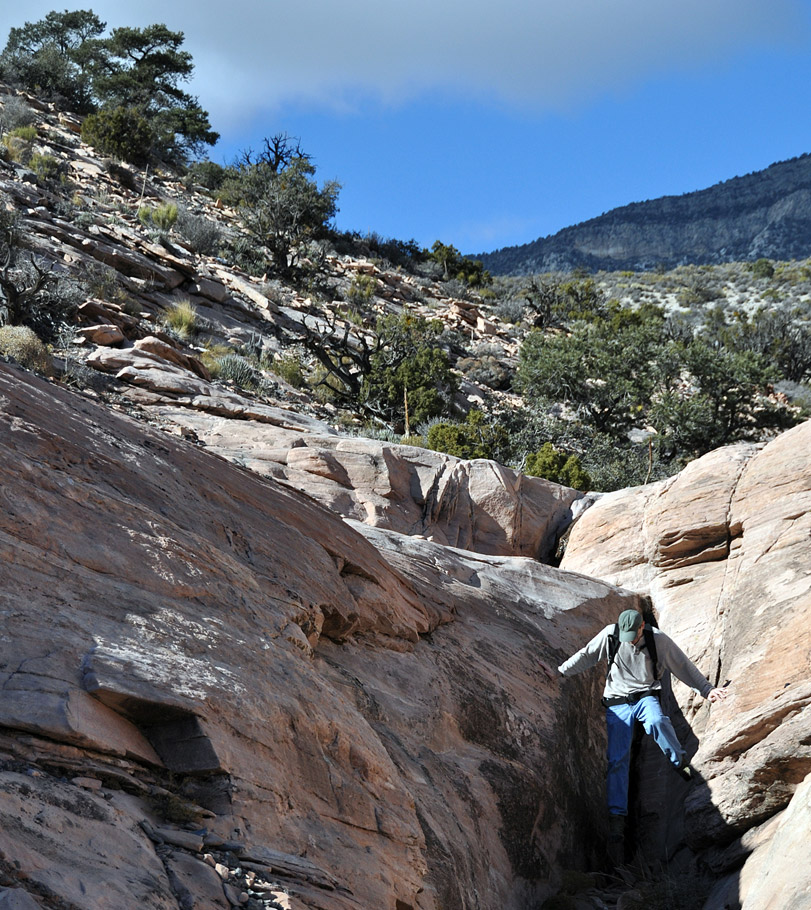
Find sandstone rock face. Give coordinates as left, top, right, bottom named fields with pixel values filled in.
left=562, top=421, right=811, bottom=898
left=0, top=360, right=636, bottom=909
left=739, top=771, right=811, bottom=909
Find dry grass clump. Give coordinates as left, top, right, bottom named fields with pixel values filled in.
left=162, top=299, right=199, bottom=339
left=0, top=325, right=51, bottom=372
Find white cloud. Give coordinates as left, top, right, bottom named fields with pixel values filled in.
left=1, top=0, right=806, bottom=130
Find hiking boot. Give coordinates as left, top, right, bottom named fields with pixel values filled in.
left=676, top=758, right=694, bottom=782
left=608, top=814, right=626, bottom=841
left=607, top=814, right=626, bottom=867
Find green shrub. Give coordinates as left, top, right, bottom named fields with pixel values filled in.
left=525, top=442, right=592, bottom=491
left=162, top=299, right=198, bottom=339
left=220, top=234, right=265, bottom=275
left=83, top=262, right=126, bottom=304
left=677, top=277, right=719, bottom=307
left=8, top=125, right=37, bottom=142
left=1, top=132, right=33, bottom=164
left=337, top=304, right=365, bottom=326
left=361, top=313, right=459, bottom=427
left=29, top=152, right=62, bottom=181
left=309, top=364, right=347, bottom=404
left=199, top=343, right=232, bottom=378
left=138, top=203, right=178, bottom=233
left=517, top=303, right=668, bottom=435
left=399, top=433, right=427, bottom=448
left=522, top=276, right=606, bottom=328
left=501, top=407, right=670, bottom=493
left=270, top=354, right=305, bottom=388
left=81, top=106, right=154, bottom=165
left=182, top=159, right=228, bottom=190
left=0, top=324, right=50, bottom=372
left=216, top=353, right=260, bottom=390
left=427, top=409, right=509, bottom=461
left=346, top=273, right=377, bottom=306
left=429, top=240, right=491, bottom=287
left=176, top=210, right=221, bottom=255
left=750, top=258, right=775, bottom=279
left=235, top=145, right=341, bottom=273
left=151, top=203, right=178, bottom=232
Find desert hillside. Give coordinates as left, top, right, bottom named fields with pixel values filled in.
left=480, top=153, right=811, bottom=274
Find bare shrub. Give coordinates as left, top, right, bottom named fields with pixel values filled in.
left=176, top=209, right=221, bottom=255
left=0, top=97, right=36, bottom=133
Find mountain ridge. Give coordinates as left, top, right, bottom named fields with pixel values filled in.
left=479, top=152, right=811, bottom=275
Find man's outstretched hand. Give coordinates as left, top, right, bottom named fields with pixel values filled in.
left=539, top=661, right=558, bottom=682
left=707, top=685, right=730, bottom=703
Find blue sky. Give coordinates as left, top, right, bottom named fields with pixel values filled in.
left=2, top=1, right=811, bottom=254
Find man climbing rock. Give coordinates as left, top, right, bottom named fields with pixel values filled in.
left=548, top=608, right=728, bottom=849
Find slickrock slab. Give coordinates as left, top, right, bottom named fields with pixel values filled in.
left=0, top=770, right=177, bottom=910
left=169, top=420, right=581, bottom=562
left=737, top=771, right=811, bottom=909
left=213, top=268, right=279, bottom=312
left=0, top=889, right=42, bottom=910
left=189, top=275, right=230, bottom=302
left=0, top=360, right=626, bottom=909
left=31, top=219, right=186, bottom=288
left=164, top=852, right=230, bottom=908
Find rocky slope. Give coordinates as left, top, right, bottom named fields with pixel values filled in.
left=0, top=358, right=636, bottom=910
left=480, top=153, right=811, bottom=274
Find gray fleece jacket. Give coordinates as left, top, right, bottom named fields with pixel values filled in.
left=557, top=625, right=713, bottom=701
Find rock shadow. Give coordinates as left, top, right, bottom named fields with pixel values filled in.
left=625, top=674, right=748, bottom=908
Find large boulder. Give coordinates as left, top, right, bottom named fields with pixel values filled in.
left=0, top=361, right=635, bottom=910
left=151, top=410, right=582, bottom=563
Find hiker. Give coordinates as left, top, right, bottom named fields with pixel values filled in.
left=547, top=608, right=728, bottom=837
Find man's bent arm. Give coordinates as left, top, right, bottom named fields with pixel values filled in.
left=558, top=625, right=612, bottom=677
left=655, top=631, right=714, bottom=699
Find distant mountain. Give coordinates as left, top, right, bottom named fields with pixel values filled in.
left=479, top=154, right=811, bottom=275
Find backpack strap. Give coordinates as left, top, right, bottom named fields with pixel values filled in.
left=643, top=626, right=659, bottom=680
left=606, top=624, right=620, bottom=674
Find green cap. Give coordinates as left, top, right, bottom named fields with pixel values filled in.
left=618, top=609, right=643, bottom=642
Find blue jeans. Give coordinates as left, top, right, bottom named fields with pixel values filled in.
left=605, top=695, right=685, bottom=816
